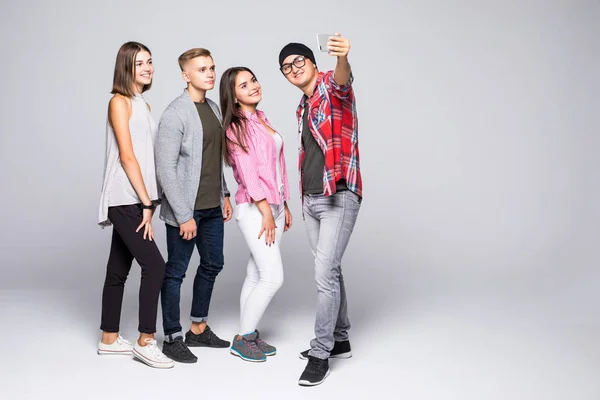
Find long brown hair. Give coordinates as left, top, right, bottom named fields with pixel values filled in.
left=219, top=66, right=256, bottom=166
left=111, top=41, right=152, bottom=97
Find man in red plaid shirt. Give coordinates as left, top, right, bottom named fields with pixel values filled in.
left=279, top=32, right=362, bottom=387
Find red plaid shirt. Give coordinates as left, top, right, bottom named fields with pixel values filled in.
left=297, top=70, right=362, bottom=197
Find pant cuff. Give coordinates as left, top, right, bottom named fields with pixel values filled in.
left=191, top=316, right=207, bottom=323
left=307, top=349, right=329, bottom=360
left=165, top=331, right=183, bottom=342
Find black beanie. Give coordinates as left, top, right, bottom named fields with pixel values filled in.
left=278, top=43, right=316, bottom=68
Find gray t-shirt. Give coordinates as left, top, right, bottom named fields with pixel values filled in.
left=194, top=101, right=222, bottom=210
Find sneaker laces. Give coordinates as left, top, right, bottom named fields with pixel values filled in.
left=116, top=335, right=132, bottom=346
left=144, top=339, right=170, bottom=361
left=173, top=338, right=187, bottom=349
left=245, top=338, right=261, bottom=353
left=307, top=356, right=326, bottom=371
left=203, top=326, right=216, bottom=340
left=204, top=326, right=227, bottom=344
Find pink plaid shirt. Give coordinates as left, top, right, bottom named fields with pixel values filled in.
left=226, top=109, right=290, bottom=205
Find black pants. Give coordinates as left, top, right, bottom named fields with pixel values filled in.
left=100, top=204, right=165, bottom=334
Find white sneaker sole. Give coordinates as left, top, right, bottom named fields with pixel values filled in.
left=299, top=351, right=352, bottom=360
left=298, top=369, right=330, bottom=386
left=230, top=348, right=267, bottom=362
left=97, top=349, right=132, bottom=355
left=132, top=348, right=174, bottom=369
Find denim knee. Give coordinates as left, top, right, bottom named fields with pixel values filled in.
left=164, top=260, right=188, bottom=281
left=314, top=261, right=340, bottom=291
left=200, top=261, right=224, bottom=278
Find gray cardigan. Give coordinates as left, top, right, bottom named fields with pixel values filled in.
left=155, top=89, right=230, bottom=227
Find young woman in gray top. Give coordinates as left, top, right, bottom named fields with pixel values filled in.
left=97, top=41, right=173, bottom=369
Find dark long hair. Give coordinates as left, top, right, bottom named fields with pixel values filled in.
left=219, top=66, right=257, bottom=166
left=111, top=41, right=152, bottom=97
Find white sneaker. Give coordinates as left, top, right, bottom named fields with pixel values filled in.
left=97, top=335, right=133, bottom=355
left=133, top=338, right=174, bottom=369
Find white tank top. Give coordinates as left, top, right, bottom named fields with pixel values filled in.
left=273, top=132, right=284, bottom=192
left=98, top=94, right=159, bottom=226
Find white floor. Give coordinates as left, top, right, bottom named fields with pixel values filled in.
left=1, top=283, right=598, bottom=400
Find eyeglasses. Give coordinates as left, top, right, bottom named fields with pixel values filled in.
left=280, top=56, right=306, bottom=75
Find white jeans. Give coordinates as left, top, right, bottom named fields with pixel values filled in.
left=236, top=201, right=285, bottom=335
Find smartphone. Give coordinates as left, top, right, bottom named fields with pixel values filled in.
left=316, top=33, right=335, bottom=52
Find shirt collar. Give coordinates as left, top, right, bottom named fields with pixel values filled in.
left=240, top=108, right=265, bottom=120
left=298, top=71, right=326, bottom=111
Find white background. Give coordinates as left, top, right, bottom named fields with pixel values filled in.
left=1, top=0, right=598, bottom=399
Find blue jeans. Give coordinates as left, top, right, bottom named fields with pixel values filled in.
left=303, top=190, right=361, bottom=360
left=161, top=206, right=224, bottom=340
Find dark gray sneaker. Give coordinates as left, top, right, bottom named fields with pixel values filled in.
left=162, top=337, right=197, bottom=363
left=298, top=356, right=330, bottom=386
left=230, top=332, right=266, bottom=362
left=299, top=340, right=352, bottom=360
left=254, top=330, right=276, bottom=356
left=185, top=326, right=230, bottom=348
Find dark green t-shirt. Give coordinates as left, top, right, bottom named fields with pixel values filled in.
left=301, top=101, right=347, bottom=194
left=194, top=101, right=222, bottom=210
left=301, top=102, right=325, bottom=194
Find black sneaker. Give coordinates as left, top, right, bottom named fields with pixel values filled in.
left=185, top=326, right=230, bottom=348
left=162, top=337, right=198, bottom=363
left=299, top=340, right=352, bottom=360
left=298, top=356, right=330, bottom=386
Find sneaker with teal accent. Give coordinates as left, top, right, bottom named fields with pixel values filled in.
left=230, top=332, right=266, bottom=362
left=254, top=330, right=276, bottom=356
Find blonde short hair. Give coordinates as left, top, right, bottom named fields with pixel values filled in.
left=178, top=48, right=212, bottom=71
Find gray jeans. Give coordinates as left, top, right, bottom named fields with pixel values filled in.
left=303, top=190, right=361, bottom=359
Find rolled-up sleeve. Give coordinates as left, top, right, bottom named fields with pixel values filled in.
left=327, top=71, right=354, bottom=100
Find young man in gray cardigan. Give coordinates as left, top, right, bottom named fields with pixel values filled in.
left=155, top=48, right=233, bottom=363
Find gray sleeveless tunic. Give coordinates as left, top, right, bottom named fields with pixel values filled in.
left=98, top=94, right=159, bottom=227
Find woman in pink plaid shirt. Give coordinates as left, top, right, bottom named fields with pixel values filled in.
left=219, top=66, right=293, bottom=363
